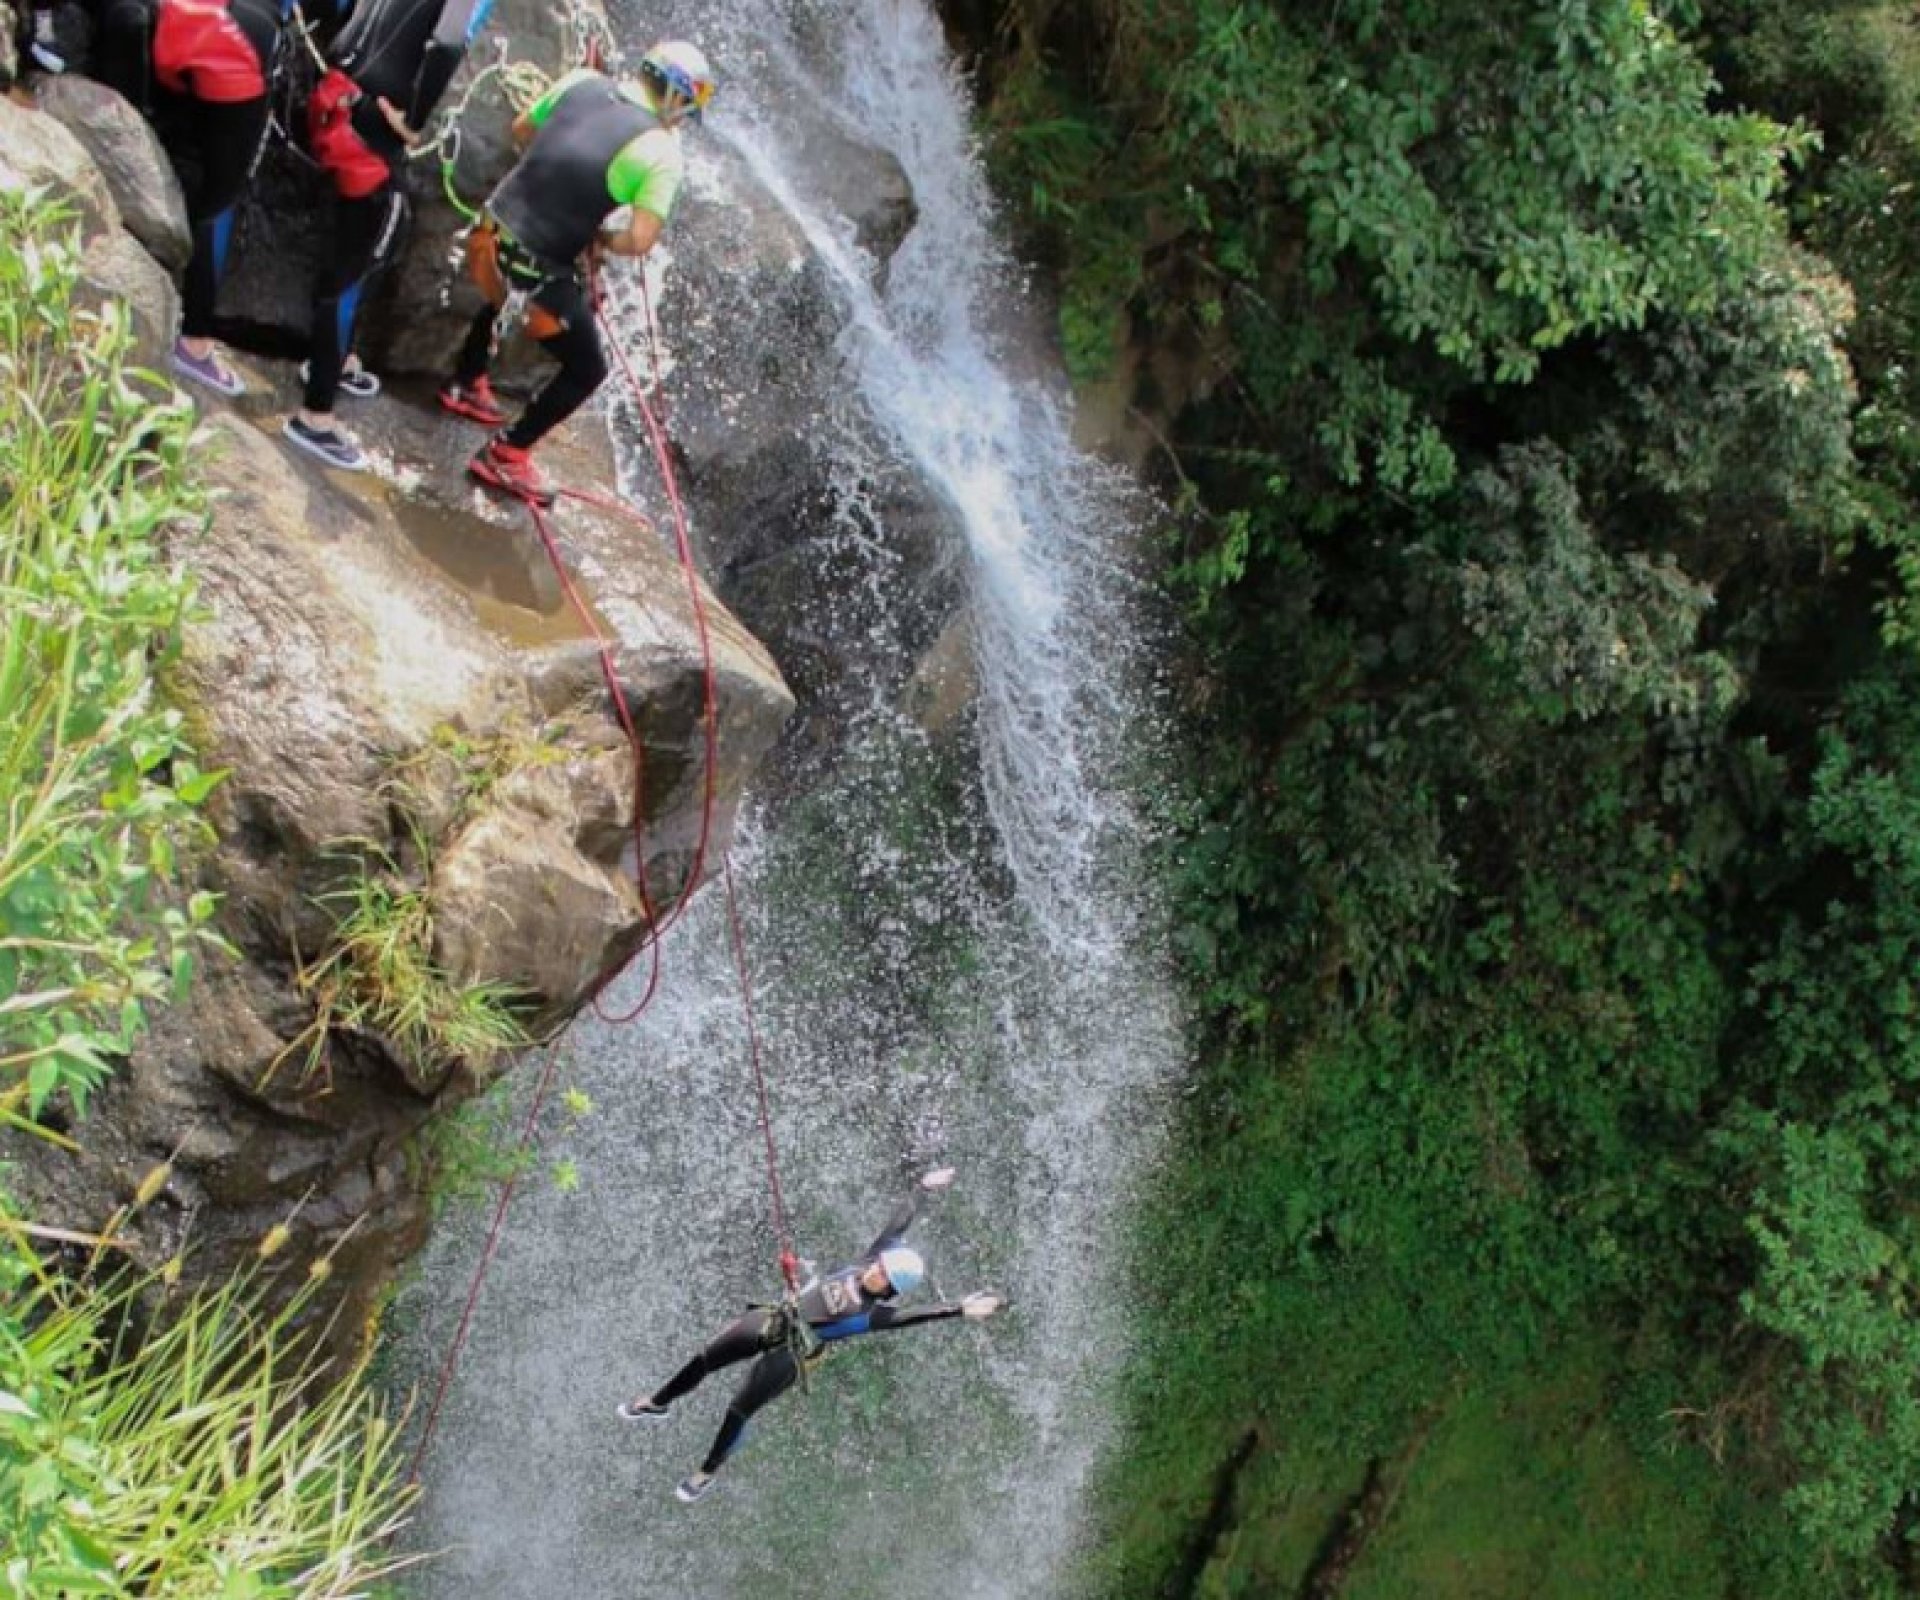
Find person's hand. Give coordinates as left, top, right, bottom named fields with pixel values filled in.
left=377, top=96, right=422, bottom=148
left=960, top=1291, right=1003, bottom=1320
left=919, top=1167, right=957, bottom=1192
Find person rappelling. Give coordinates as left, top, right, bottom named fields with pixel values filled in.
left=439, top=39, right=714, bottom=506
left=617, top=1167, right=1006, bottom=1504
left=281, top=0, right=497, bottom=470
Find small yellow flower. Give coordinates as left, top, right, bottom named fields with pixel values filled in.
left=257, top=1223, right=292, bottom=1260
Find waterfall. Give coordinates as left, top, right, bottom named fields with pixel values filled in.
left=395, top=4, right=1184, bottom=1594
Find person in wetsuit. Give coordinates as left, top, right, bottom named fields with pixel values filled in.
left=439, top=39, right=713, bottom=506
left=281, top=0, right=492, bottom=469
left=97, top=0, right=296, bottom=394
left=617, top=1167, right=1005, bottom=1504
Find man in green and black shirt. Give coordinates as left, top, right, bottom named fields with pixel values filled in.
left=442, top=39, right=713, bottom=505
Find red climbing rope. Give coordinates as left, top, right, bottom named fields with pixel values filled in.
left=409, top=1042, right=567, bottom=1478
left=587, top=258, right=799, bottom=1288
left=722, top=852, right=799, bottom=1291
left=409, top=256, right=801, bottom=1479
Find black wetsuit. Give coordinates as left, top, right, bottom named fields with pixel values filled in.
left=302, top=0, right=490, bottom=412
left=451, top=71, right=674, bottom=452
left=647, top=1192, right=968, bottom=1476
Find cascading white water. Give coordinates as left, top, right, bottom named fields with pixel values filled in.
left=394, top=5, right=1183, bottom=1595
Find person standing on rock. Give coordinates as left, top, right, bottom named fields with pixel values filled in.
left=615, top=1167, right=1006, bottom=1504
left=281, top=0, right=494, bottom=471
left=96, top=0, right=298, bottom=394
left=118, top=0, right=306, bottom=393
left=439, top=40, right=712, bottom=506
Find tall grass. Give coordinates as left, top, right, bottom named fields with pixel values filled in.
left=0, top=187, right=227, bottom=1139
left=0, top=1217, right=421, bottom=1598
left=275, top=849, right=532, bottom=1092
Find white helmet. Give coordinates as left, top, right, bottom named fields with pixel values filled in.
left=640, top=40, right=716, bottom=120
left=876, top=1246, right=924, bottom=1297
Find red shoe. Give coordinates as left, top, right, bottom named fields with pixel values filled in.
left=468, top=437, right=555, bottom=505
left=439, top=376, right=509, bottom=428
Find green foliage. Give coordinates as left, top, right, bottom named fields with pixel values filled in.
left=1447, top=443, right=1740, bottom=724
left=1741, top=1123, right=1920, bottom=1571
left=989, top=0, right=1800, bottom=502
left=407, top=1067, right=595, bottom=1214
left=0, top=189, right=229, bottom=1137
left=279, top=850, right=532, bottom=1091
left=969, top=1, right=1920, bottom=1589
left=0, top=1216, right=419, bottom=1597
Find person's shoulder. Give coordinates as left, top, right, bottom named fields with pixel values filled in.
left=625, top=125, right=684, bottom=172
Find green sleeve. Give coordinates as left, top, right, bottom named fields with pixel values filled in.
left=525, top=67, right=596, bottom=129
left=606, top=128, right=684, bottom=221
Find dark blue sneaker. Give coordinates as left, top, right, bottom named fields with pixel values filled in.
left=616, top=1396, right=669, bottom=1423
left=282, top=415, right=369, bottom=472
left=171, top=339, right=245, bottom=398
left=674, top=1472, right=717, bottom=1504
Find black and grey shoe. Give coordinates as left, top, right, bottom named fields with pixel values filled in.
left=674, top=1471, right=716, bottom=1504
left=616, top=1395, right=669, bottom=1423
left=301, top=359, right=382, bottom=400
left=282, top=415, right=369, bottom=472
left=28, top=13, right=65, bottom=72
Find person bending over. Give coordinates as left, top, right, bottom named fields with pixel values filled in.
left=617, top=1167, right=1005, bottom=1504
left=441, top=39, right=713, bottom=506
left=282, top=0, right=494, bottom=470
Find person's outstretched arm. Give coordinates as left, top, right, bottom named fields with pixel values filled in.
left=862, top=1292, right=1005, bottom=1334
left=865, top=1167, right=955, bottom=1255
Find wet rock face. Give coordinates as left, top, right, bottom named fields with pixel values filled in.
left=36, top=74, right=192, bottom=270
left=659, top=135, right=965, bottom=794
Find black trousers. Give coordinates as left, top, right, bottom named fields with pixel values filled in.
left=650, top=1309, right=804, bottom=1475
left=304, top=181, right=405, bottom=411
left=454, top=269, right=608, bottom=451
left=154, top=90, right=270, bottom=338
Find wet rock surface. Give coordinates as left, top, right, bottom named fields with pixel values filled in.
left=642, top=132, right=965, bottom=795
left=36, top=74, right=191, bottom=269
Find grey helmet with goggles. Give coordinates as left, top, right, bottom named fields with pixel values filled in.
left=875, top=1246, right=925, bottom=1298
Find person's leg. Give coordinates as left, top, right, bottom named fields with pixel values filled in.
left=303, top=182, right=401, bottom=420
left=499, top=276, right=607, bottom=451
left=176, top=93, right=267, bottom=358
left=638, top=1311, right=774, bottom=1411
left=452, top=303, right=498, bottom=386
left=690, top=1347, right=800, bottom=1487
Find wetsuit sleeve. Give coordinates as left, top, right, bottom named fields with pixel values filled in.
left=524, top=65, right=593, bottom=128
left=405, top=0, right=488, bottom=126
left=862, top=1302, right=965, bottom=1334
left=864, top=1191, right=924, bottom=1256
left=605, top=127, right=683, bottom=221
